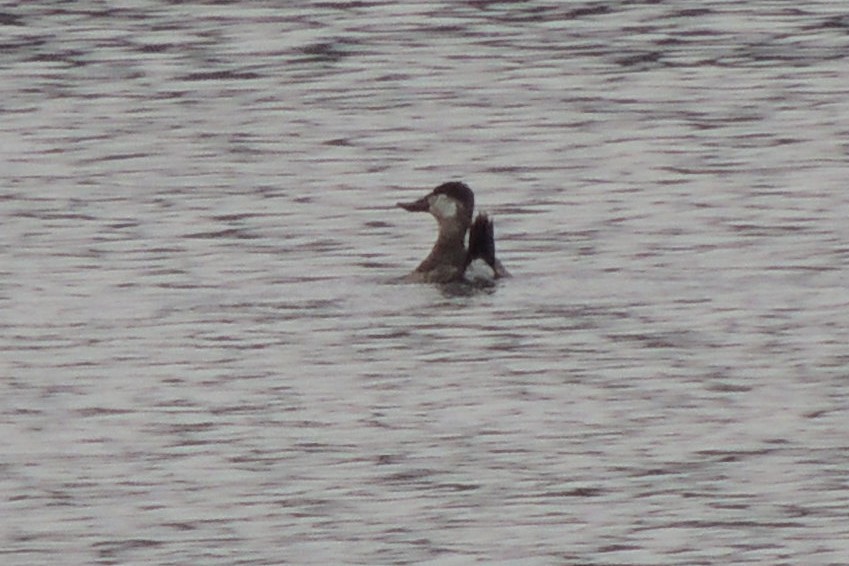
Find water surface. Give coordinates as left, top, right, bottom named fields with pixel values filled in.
left=2, top=1, right=849, bottom=564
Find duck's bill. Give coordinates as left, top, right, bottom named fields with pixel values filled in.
left=396, top=195, right=429, bottom=212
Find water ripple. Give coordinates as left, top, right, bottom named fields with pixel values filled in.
left=1, top=1, right=848, bottom=564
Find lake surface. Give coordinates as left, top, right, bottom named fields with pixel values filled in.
left=2, top=1, right=849, bottom=564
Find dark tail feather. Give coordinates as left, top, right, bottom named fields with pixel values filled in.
left=466, top=213, right=497, bottom=270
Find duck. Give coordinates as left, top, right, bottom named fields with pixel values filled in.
left=396, top=181, right=509, bottom=284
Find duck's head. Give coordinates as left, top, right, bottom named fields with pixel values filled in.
left=396, top=181, right=475, bottom=230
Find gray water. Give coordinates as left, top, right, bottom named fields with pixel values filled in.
left=2, top=1, right=849, bottom=564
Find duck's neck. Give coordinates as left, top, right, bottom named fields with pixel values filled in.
left=415, top=221, right=468, bottom=276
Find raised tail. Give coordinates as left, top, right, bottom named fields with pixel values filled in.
left=467, top=213, right=496, bottom=269
left=466, top=213, right=510, bottom=280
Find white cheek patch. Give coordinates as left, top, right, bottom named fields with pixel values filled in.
left=430, top=194, right=457, bottom=219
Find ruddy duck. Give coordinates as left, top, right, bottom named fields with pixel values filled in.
left=397, top=181, right=509, bottom=284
